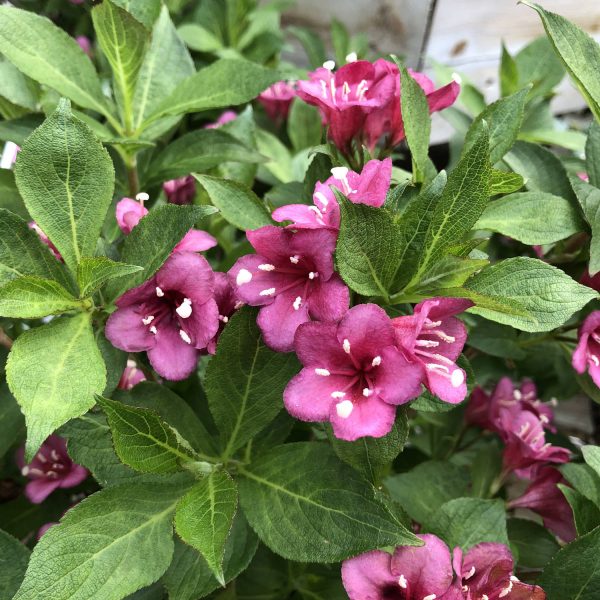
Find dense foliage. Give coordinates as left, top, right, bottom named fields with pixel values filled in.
left=1, top=1, right=600, bottom=599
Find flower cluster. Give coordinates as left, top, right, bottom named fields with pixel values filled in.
left=297, top=59, right=459, bottom=154
left=342, top=534, right=545, bottom=600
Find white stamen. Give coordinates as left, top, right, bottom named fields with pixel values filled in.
left=363, top=388, right=372, bottom=397
left=462, top=586, right=469, bottom=593
left=308, top=271, right=318, bottom=279
left=219, top=315, right=229, bottom=323
left=510, top=576, right=519, bottom=582
left=149, top=326, right=157, bottom=334
left=136, top=192, right=149, bottom=202
left=550, top=398, right=558, bottom=406
left=372, top=356, right=381, bottom=367
left=293, top=296, right=302, bottom=311
left=155, top=286, right=164, bottom=297
left=315, top=368, right=330, bottom=376
left=591, top=354, right=600, bottom=366
left=398, top=575, right=407, bottom=589
left=142, top=315, right=154, bottom=325
left=423, top=595, right=437, bottom=600
left=356, top=79, right=369, bottom=100
left=336, top=400, right=354, bottom=418
left=426, top=363, right=450, bottom=374
left=452, top=72, right=462, bottom=84
left=415, top=339, right=440, bottom=348
left=330, top=166, right=349, bottom=181
left=290, top=255, right=300, bottom=264
left=342, top=80, right=350, bottom=100
left=21, top=466, right=29, bottom=476
left=513, top=389, right=523, bottom=401
left=482, top=596, right=489, bottom=600
left=432, top=330, right=456, bottom=343
left=423, top=319, right=442, bottom=328
left=35, top=453, right=47, bottom=463
left=540, top=414, right=549, bottom=424
left=179, top=329, right=192, bottom=344
left=320, top=79, right=328, bottom=99
left=518, top=422, right=531, bottom=437
left=176, top=298, right=193, bottom=319
left=50, top=450, right=60, bottom=461
left=258, top=263, right=275, bottom=271
left=499, top=579, right=513, bottom=597
left=346, top=51, right=358, bottom=63
left=451, top=369, right=465, bottom=388
left=343, top=339, right=351, bottom=354
left=323, top=60, right=336, bottom=71
left=236, top=269, right=252, bottom=285
left=127, top=359, right=136, bottom=368
left=314, top=192, right=329, bottom=209
left=259, top=288, right=276, bottom=296
left=28, top=467, right=45, bottom=476
left=331, top=391, right=346, bottom=399
left=465, top=566, right=476, bottom=580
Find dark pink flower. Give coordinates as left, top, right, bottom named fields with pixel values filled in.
left=115, top=197, right=217, bottom=253
left=258, top=81, right=296, bottom=122
left=117, top=359, right=147, bottom=390
left=580, top=269, right=600, bottom=292
left=284, top=304, right=423, bottom=440
left=206, top=272, right=241, bottom=354
left=573, top=311, right=600, bottom=387
left=509, top=467, right=576, bottom=543
left=204, top=110, right=237, bottom=129
left=578, top=172, right=589, bottom=182
left=105, top=252, right=219, bottom=380
left=163, top=175, right=196, bottom=205
left=28, top=222, right=63, bottom=261
left=392, top=298, right=472, bottom=404
left=76, top=35, right=91, bottom=56
left=272, top=158, right=392, bottom=230
left=16, top=435, right=88, bottom=504
left=453, top=543, right=546, bottom=599
left=229, top=226, right=349, bottom=352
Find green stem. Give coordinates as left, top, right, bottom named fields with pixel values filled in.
left=126, top=154, right=140, bottom=197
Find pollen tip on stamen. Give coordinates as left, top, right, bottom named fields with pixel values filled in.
left=423, top=595, right=437, bottom=600
left=372, top=355, right=381, bottom=367
left=540, top=414, right=549, bottom=424
left=452, top=72, right=462, bottom=84
left=482, top=595, right=489, bottom=600
left=336, top=400, right=353, bottom=419
left=219, top=315, right=229, bottom=323
left=149, top=325, right=157, bottom=334
left=259, top=287, right=276, bottom=296
left=179, top=329, right=192, bottom=345
left=155, top=286, right=164, bottom=297
left=343, top=338, right=351, bottom=354
left=331, top=391, right=345, bottom=399
left=330, top=166, right=349, bottom=180
left=323, top=59, right=336, bottom=70
left=362, top=388, right=372, bottom=397
left=465, top=566, right=476, bottom=580
left=510, top=576, right=519, bottom=582
left=258, top=263, right=275, bottom=271
left=293, top=296, right=302, bottom=311
left=176, top=298, right=193, bottom=319
left=513, top=389, right=523, bottom=400
left=451, top=369, right=465, bottom=388
left=308, top=271, right=318, bottom=280
left=136, top=192, right=149, bottom=202
left=289, top=255, right=300, bottom=264
left=21, top=466, right=29, bottom=476
left=315, top=368, right=330, bottom=376
left=142, top=315, right=154, bottom=325
left=345, top=51, right=358, bottom=62
left=236, top=268, right=252, bottom=285
left=398, top=574, right=407, bottom=589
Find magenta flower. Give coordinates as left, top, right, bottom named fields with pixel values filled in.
left=16, top=435, right=88, bottom=504
left=272, top=158, right=392, bottom=230
left=573, top=311, right=600, bottom=387
left=580, top=269, right=600, bottom=292
left=163, top=175, right=196, bottom=205
left=204, top=110, right=237, bottom=129
left=392, top=298, right=472, bottom=404
left=509, top=467, right=576, bottom=543
left=117, top=359, right=147, bottom=390
left=115, top=197, right=217, bottom=253
left=229, top=226, right=349, bottom=352
left=28, top=222, right=63, bottom=261
left=284, top=304, right=423, bottom=440
left=75, top=35, right=91, bottom=56
left=105, top=252, right=219, bottom=380
left=453, top=543, right=546, bottom=599
left=258, top=81, right=296, bottom=122
left=206, top=271, right=241, bottom=354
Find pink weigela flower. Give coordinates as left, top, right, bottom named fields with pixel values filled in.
left=105, top=252, right=220, bottom=380
left=392, top=298, right=472, bottom=404
left=76, top=35, right=92, bottom=56
left=28, top=222, right=63, bottom=261
left=272, top=158, right=392, bottom=230
left=117, top=359, right=147, bottom=390
left=229, top=226, right=349, bottom=352
left=258, top=81, right=296, bottom=122
left=573, top=311, right=600, bottom=387
left=115, top=196, right=217, bottom=253
left=283, top=303, right=423, bottom=440
left=207, top=271, right=241, bottom=354
left=163, top=175, right=196, bottom=206
left=204, top=110, right=237, bottom=129
left=16, top=435, right=88, bottom=504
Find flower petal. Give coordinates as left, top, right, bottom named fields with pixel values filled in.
left=341, top=550, right=397, bottom=600
left=329, top=392, right=396, bottom=440
left=147, top=325, right=199, bottom=380
left=307, top=274, right=350, bottom=322
left=105, top=305, right=155, bottom=352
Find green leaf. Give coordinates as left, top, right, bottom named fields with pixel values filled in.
left=570, top=175, right=600, bottom=275
left=238, top=442, right=420, bottom=562
left=583, top=446, right=600, bottom=479
left=506, top=518, right=559, bottom=569
left=538, top=525, right=600, bottom=600
left=515, top=36, right=565, bottom=99
left=14, top=480, right=189, bottom=600
left=177, top=23, right=223, bottom=52
left=0, top=57, right=38, bottom=111
left=523, top=2, right=600, bottom=122
left=490, top=169, right=524, bottom=195
left=464, top=257, right=598, bottom=332
left=464, top=88, right=528, bottom=165
left=97, top=395, right=198, bottom=474
left=76, top=257, right=143, bottom=298
left=408, top=255, right=488, bottom=294
left=6, top=313, right=106, bottom=460
left=287, top=98, right=322, bottom=153
left=476, top=191, right=583, bottom=244
left=0, top=382, right=24, bottom=458
left=466, top=316, right=526, bottom=359
left=386, top=461, right=470, bottom=525
left=194, top=174, right=272, bottom=231
left=586, top=121, right=600, bottom=189
left=144, top=58, right=279, bottom=124
left=0, top=7, right=111, bottom=118
left=175, top=471, right=238, bottom=584
left=561, top=463, right=600, bottom=506
left=288, top=26, right=326, bottom=69
left=328, top=410, right=409, bottom=481
left=255, top=128, right=295, bottom=184
left=409, top=122, right=491, bottom=286
left=0, top=170, right=27, bottom=218
left=504, top=140, right=575, bottom=201
left=336, top=195, right=404, bottom=298
left=133, top=6, right=195, bottom=133
left=0, top=529, right=30, bottom=600
left=14, top=99, right=115, bottom=273
left=112, top=0, right=161, bottom=30
left=426, top=497, right=508, bottom=550
left=91, top=0, right=149, bottom=132
left=0, top=209, right=71, bottom=288
left=146, top=129, right=264, bottom=186
left=559, top=485, right=600, bottom=536
left=163, top=512, right=258, bottom=600
left=206, top=307, right=300, bottom=458
left=107, top=204, right=217, bottom=300
left=0, top=114, right=44, bottom=146
left=0, top=276, right=83, bottom=318
left=500, top=43, right=519, bottom=97
left=400, top=63, right=431, bottom=181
